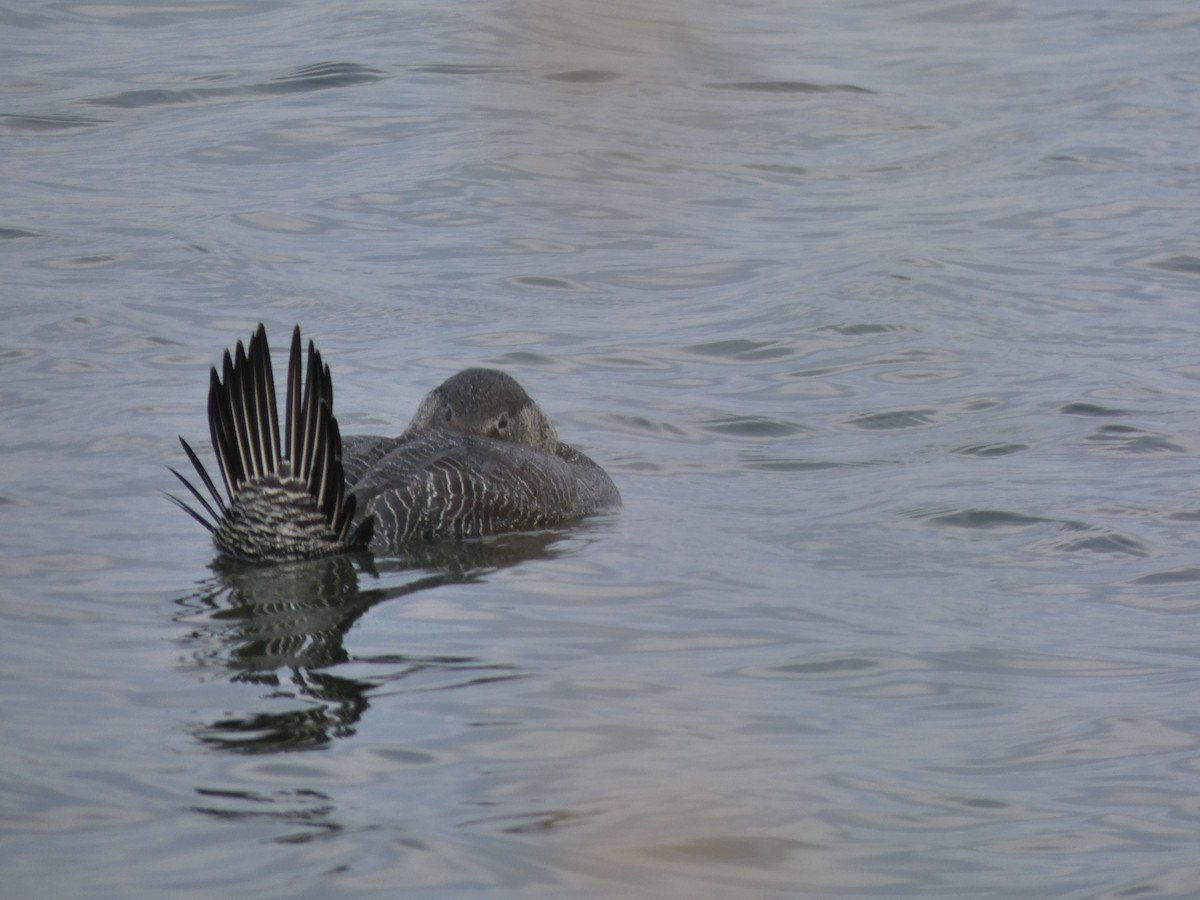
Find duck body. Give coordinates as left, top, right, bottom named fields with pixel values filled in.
left=169, top=326, right=620, bottom=562
left=344, top=428, right=619, bottom=546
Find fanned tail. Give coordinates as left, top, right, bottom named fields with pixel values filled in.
left=168, top=324, right=374, bottom=562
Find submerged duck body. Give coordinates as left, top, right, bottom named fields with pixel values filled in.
left=170, top=325, right=620, bottom=562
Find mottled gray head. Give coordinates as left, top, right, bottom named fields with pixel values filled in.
left=406, top=368, right=560, bottom=452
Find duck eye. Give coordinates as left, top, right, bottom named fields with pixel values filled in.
left=444, top=408, right=453, bottom=423
left=497, top=414, right=509, bottom=431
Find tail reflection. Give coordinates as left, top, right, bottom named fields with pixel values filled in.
left=175, top=532, right=570, bottom=753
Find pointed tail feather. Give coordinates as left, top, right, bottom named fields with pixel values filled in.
left=169, top=324, right=374, bottom=562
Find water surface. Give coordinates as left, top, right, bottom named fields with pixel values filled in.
left=3, top=0, right=1200, bottom=897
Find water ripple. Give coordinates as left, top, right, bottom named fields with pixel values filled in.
left=704, top=80, right=875, bottom=95
left=0, top=113, right=107, bottom=132
left=84, top=62, right=385, bottom=108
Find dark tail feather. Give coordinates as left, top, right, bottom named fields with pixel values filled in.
left=170, top=324, right=374, bottom=562
left=285, top=326, right=302, bottom=473
left=163, top=484, right=215, bottom=533
left=178, top=436, right=225, bottom=517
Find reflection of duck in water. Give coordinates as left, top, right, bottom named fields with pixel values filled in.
left=170, top=325, right=621, bottom=562
left=183, top=550, right=536, bottom=753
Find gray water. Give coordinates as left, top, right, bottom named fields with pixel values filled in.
left=4, top=0, right=1200, bottom=896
